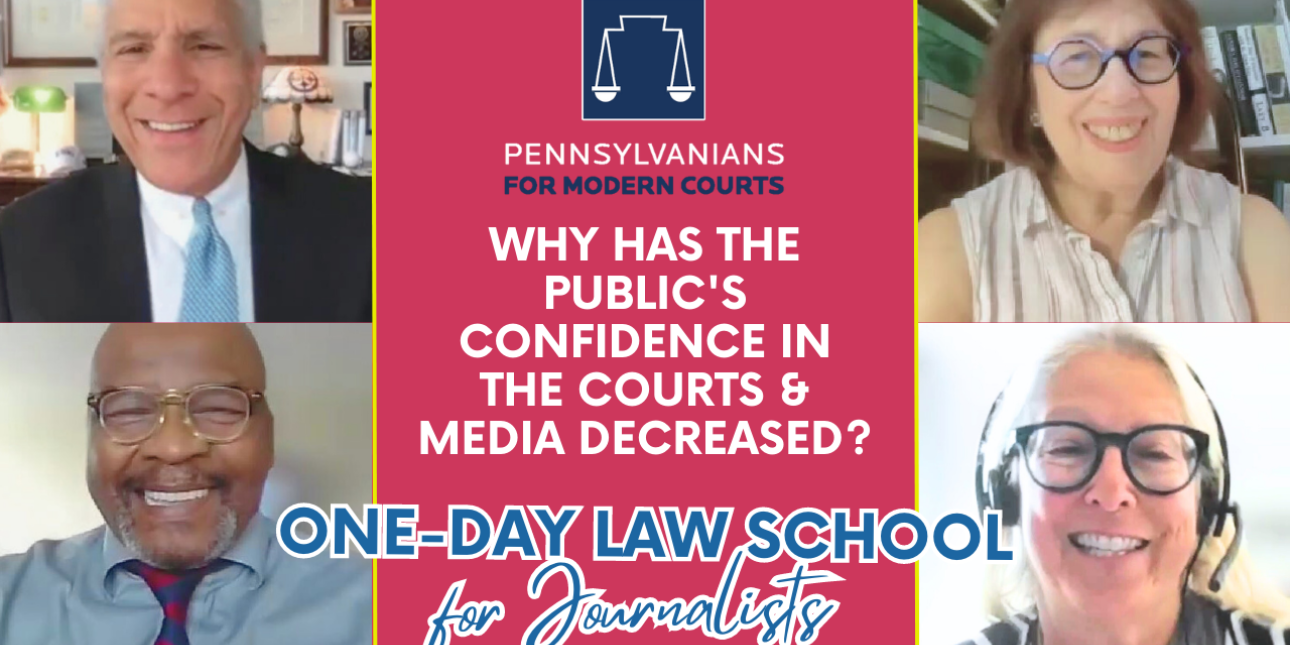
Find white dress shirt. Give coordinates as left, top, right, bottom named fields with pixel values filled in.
left=137, top=149, right=256, bottom=322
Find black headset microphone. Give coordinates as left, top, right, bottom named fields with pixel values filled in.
left=972, top=364, right=1242, bottom=594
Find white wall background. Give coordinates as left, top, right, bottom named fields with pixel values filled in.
left=0, top=7, right=372, bottom=164
left=0, top=324, right=372, bottom=557
left=919, top=324, right=1290, bottom=645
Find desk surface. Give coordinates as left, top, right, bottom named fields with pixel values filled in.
left=0, top=170, right=54, bottom=206
left=0, top=172, right=52, bottom=183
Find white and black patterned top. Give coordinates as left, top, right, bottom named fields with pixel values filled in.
left=952, top=157, right=1251, bottom=322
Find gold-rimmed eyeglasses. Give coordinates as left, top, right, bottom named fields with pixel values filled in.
left=87, top=385, right=265, bottom=446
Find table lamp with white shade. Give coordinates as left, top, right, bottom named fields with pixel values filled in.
left=261, top=67, right=333, bottom=158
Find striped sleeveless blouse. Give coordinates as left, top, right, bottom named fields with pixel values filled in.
left=951, top=157, right=1251, bottom=322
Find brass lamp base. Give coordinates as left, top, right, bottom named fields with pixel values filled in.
left=287, top=102, right=305, bottom=158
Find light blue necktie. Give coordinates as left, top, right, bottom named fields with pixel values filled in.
left=178, top=197, right=238, bottom=322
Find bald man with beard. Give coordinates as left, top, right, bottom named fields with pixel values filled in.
left=0, top=324, right=370, bottom=645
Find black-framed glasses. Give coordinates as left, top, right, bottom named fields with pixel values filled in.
left=1032, top=35, right=1187, bottom=90
left=1012, top=421, right=1208, bottom=495
left=87, top=385, right=265, bottom=446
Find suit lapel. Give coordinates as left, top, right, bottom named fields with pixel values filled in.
left=247, top=144, right=295, bottom=321
left=97, top=162, right=152, bottom=320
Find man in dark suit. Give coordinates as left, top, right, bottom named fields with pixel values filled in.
left=0, top=0, right=370, bottom=322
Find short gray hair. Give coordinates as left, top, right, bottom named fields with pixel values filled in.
left=94, top=0, right=264, bottom=64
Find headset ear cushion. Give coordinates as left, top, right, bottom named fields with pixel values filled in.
left=1199, top=483, right=1221, bottom=537
left=989, top=467, right=1020, bottom=527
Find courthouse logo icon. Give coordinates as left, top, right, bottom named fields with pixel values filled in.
left=582, top=0, right=705, bottom=120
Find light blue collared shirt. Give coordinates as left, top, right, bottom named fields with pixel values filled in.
left=0, top=513, right=371, bottom=645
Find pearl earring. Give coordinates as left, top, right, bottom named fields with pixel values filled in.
left=1031, top=112, right=1042, bottom=127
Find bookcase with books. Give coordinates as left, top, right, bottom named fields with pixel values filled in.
left=916, top=0, right=1003, bottom=218
left=1198, top=0, right=1290, bottom=216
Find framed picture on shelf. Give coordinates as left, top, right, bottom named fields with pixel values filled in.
left=364, top=82, right=372, bottom=135
left=335, top=0, right=370, bottom=14
left=344, top=21, right=372, bottom=66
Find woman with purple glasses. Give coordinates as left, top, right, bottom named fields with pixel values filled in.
left=919, top=0, right=1290, bottom=322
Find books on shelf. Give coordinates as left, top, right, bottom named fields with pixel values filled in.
left=920, top=79, right=974, bottom=118
left=1237, top=26, right=1274, bottom=136
left=1254, top=24, right=1290, bottom=134
left=1202, top=23, right=1290, bottom=138
left=918, top=79, right=974, bottom=145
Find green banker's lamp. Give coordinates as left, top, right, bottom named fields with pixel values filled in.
left=13, top=85, right=67, bottom=174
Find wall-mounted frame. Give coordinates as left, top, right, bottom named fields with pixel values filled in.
left=5, top=0, right=99, bottom=67
left=5, top=0, right=330, bottom=67
left=343, top=21, right=371, bottom=66
left=263, top=0, right=329, bottom=65
left=335, top=0, right=371, bottom=15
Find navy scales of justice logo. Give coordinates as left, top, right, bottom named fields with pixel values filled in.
left=582, top=0, right=705, bottom=120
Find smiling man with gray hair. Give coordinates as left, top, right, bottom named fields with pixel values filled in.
left=0, top=324, right=371, bottom=644
left=0, top=0, right=371, bottom=323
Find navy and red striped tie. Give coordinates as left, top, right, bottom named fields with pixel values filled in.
left=124, top=559, right=228, bottom=645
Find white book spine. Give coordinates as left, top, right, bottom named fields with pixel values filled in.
left=1201, top=26, right=1227, bottom=83
left=1253, top=92, right=1276, bottom=135
left=1197, top=26, right=1224, bottom=149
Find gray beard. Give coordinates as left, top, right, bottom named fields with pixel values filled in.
left=114, top=501, right=239, bottom=570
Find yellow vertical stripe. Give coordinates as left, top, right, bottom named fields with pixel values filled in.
left=370, top=2, right=378, bottom=644
left=913, top=0, right=922, bottom=643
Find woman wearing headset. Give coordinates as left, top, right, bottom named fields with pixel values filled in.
left=965, top=327, right=1290, bottom=644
